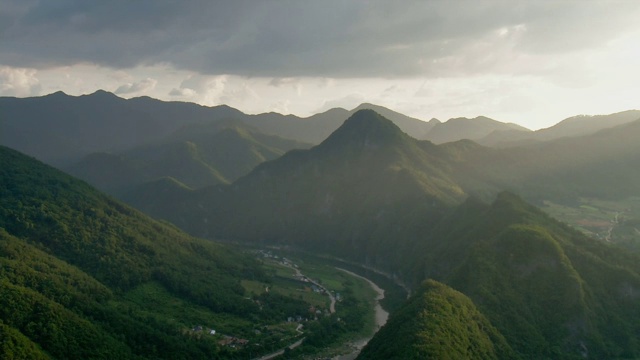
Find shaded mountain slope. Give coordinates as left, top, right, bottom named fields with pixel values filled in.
left=241, top=107, right=351, bottom=144
left=137, top=110, right=466, bottom=259
left=358, top=280, right=515, bottom=360
left=68, top=120, right=311, bottom=194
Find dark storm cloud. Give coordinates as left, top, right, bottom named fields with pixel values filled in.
left=1, top=0, right=638, bottom=77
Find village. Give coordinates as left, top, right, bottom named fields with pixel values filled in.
left=187, top=250, right=343, bottom=353
left=256, top=250, right=340, bottom=319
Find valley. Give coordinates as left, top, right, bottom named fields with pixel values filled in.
left=245, top=249, right=396, bottom=359
left=0, top=146, right=391, bottom=359
left=247, top=251, right=392, bottom=360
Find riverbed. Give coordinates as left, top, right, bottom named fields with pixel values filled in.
left=332, top=268, right=389, bottom=360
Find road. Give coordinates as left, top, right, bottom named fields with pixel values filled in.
left=251, top=261, right=337, bottom=360
left=253, top=338, right=305, bottom=360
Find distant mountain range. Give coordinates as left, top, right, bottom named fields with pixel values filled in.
left=477, top=110, right=640, bottom=147
left=4, top=90, right=636, bottom=167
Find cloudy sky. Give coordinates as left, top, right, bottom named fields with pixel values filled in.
left=1, top=1, right=639, bottom=129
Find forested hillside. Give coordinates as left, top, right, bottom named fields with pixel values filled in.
left=0, top=146, right=315, bottom=359
left=358, top=280, right=515, bottom=360
left=353, top=192, right=640, bottom=359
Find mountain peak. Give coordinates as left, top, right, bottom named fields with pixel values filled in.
left=46, top=90, right=68, bottom=97
left=319, top=109, right=407, bottom=151
left=352, top=102, right=383, bottom=111
left=84, top=89, right=121, bottom=100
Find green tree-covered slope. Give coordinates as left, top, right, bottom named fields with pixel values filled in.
left=0, top=145, right=310, bottom=359
left=358, top=280, right=515, bottom=360
left=427, top=193, right=640, bottom=358
left=356, top=192, right=640, bottom=359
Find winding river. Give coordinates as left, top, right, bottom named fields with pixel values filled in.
left=252, top=264, right=389, bottom=360
left=333, top=268, right=389, bottom=360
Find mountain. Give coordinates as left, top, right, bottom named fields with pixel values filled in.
left=240, top=107, right=351, bottom=144
left=136, top=110, right=466, bottom=257
left=133, top=109, right=640, bottom=262
left=478, top=110, right=640, bottom=147
left=6, top=90, right=637, bottom=172
left=358, top=192, right=640, bottom=359
left=239, top=103, right=439, bottom=144
left=126, top=128, right=640, bottom=358
left=351, top=103, right=440, bottom=139
left=452, top=118, right=640, bottom=202
left=424, top=116, right=531, bottom=144
left=123, top=111, right=640, bottom=358
left=6, top=98, right=640, bottom=358
left=0, top=91, right=245, bottom=166
left=67, top=120, right=310, bottom=195
left=440, top=193, right=640, bottom=358
left=2, top=92, right=440, bottom=166
left=358, top=280, right=515, bottom=360
left=109, top=109, right=640, bottom=259
left=0, top=145, right=318, bottom=359
left=537, top=110, right=640, bottom=140
left=475, top=128, right=537, bottom=147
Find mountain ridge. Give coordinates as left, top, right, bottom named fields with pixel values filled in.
left=3, top=90, right=637, bottom=168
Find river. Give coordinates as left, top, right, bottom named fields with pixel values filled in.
left=251, top=264, right=390, bottom=360
left=332, top=268, right=389, bottom=360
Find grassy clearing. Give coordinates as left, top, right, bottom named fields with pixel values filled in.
left=295, top=259, right=347, bottom=292
left=270, top=277, right=328, bottom=308
left=241, top=279, right=266, bottom=295
left=245, top=257, right=330, bottom=308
